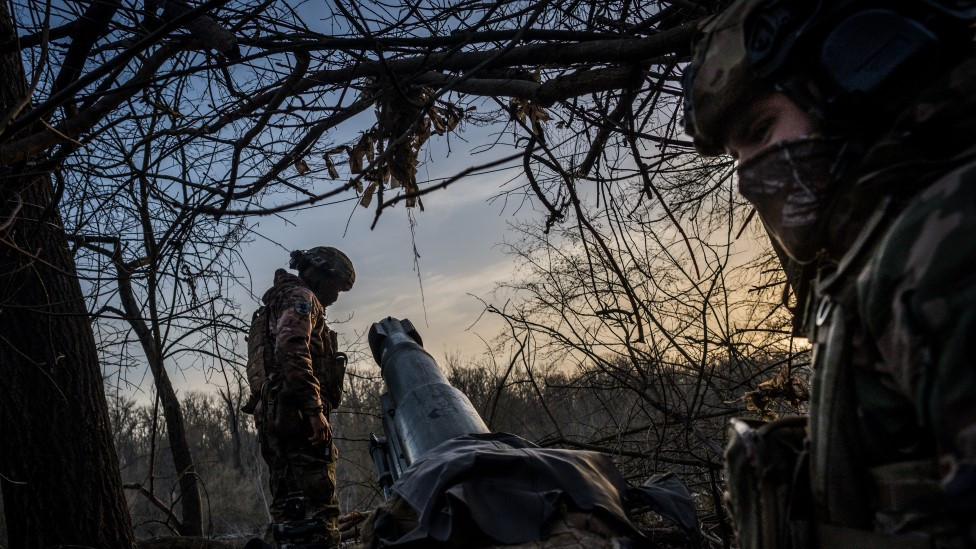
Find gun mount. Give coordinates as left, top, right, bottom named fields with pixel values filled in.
left=243, top=492, right=335, bottom=549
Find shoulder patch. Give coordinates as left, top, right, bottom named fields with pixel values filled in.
left=294, top=297, right=313, bottom=316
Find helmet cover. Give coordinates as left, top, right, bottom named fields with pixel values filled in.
left=290, top=246, right=356, bottom=291
left=683, top=0, right=771, bottom=156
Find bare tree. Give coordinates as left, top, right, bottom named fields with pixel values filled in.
left=0, top=0, right=759, bottom=542
left=0, top=2, right=135, bottom=545
left=66, top=120, right=253, bottom=534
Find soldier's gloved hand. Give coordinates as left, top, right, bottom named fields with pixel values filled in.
left=307, top=411, right=332, bottom=445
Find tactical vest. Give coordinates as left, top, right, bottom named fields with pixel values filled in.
left=312, top=319, right=346, bottom=408
left=243, top=304, right=346, bottom=411
left=246, top=305, right=273, bottom=396
left=725, top=198, right=951, bottom=549
left=804, top=199, right=949, bottom=548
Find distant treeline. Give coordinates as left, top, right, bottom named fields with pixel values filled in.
left=0, top=352, right=805, bottom=543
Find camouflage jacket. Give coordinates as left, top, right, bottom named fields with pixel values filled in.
left=262, top=268, right=334, bottom=413
left=804, top=52, right=976, bottom=540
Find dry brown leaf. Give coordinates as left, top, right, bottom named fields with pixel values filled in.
left=528, top=104, right=550, bottom=135
left=529, top=104, right=551, bottom=123
left=386, top=165, right=399, bottom=189
left=365, top=134, right=375, bottom=162
left=509, top=98, right=527, bottom=124
left=348, top=144, right=364, bottom=174
left=360, top=181, right=376, bottom=208
left=446, top=111, right=461, bottom=132
left=429, top=106, right=446, bottom=135
left=731, top=364, right=810, bottom=421
left=324, top=155, right=339, bottom=179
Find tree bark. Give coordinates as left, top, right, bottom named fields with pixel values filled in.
left=0, top=4, right=135, bottom=547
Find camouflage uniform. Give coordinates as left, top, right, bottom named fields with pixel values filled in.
left=684, top=4, right=976, bottom=546
left=801, top=55, right=976, bottom=546
left=256, top=268, right=340, bottom=543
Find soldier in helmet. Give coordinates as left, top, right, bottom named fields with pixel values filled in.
left=683, top=1, right=976, bottom=548
left=246, top=246, right=355, bottom=546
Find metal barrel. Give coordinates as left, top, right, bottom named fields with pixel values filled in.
left=368, top=317, right=489, bottom=466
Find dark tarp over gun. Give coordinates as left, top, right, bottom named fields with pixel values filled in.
left=369, top=432, right=700, bottom=548
left=362, top=317, right=701, bottom=549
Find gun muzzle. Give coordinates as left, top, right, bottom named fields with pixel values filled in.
left=368, top=317, right=489, bottom=466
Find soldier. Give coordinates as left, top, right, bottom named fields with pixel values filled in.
left=682, top=1, right=976, bottom=548
left=244, top=246, right=355, bottom=547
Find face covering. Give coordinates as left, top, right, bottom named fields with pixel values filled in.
left=736, top=136, right=844, bottom=264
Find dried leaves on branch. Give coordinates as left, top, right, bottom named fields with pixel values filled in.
left=1, top=0, right=704, bottom=226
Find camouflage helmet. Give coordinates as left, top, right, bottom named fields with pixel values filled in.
left=682, top=0, right=771, bottom=157
left=290, top=246, right=355, bottom=291
left=684, top=0, right=976, bottom=156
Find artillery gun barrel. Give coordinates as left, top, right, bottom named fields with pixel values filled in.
left=368, top=317, right=489, bottom=466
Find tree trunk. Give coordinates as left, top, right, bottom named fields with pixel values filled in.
left=217, top=386, right=245, bottom=471
left=151, top=362, right=205, bottom=536
left=0, top=5, right=135, bottom=547
left=147, top=360, right=205, bottom=535
left=115, top=258, right=205, bottom=536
